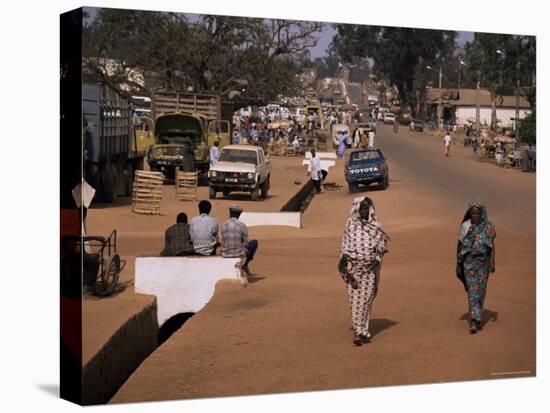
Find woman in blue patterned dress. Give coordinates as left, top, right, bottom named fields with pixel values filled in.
left=456, top=202, right=496, bottom=333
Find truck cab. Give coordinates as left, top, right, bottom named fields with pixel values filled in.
left=147, top=112, right=209, bottom=179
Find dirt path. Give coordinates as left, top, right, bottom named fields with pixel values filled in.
left=91, top=128, right=536, bottom=404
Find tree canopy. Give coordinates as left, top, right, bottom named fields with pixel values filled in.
left=83, top=9, right=324, bottom=105
left=463, top=33, right=535, bottom=109
left=331, top=24, right=456, bottom=110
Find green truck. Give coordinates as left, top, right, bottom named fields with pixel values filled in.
left=147, top=92, right=231, bottom=179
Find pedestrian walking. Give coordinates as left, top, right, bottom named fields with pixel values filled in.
left=443, top=133, right=452, bottom=157
left=337, top=131, right=348, bottom=159
left=338, top=196, right=389, bottom=346
left=410, top=120, right=415, bottom=133
left=393, top=120, right=399, bottom=134
left=456, top=202, right=496, bottom=333
left=309, top=149, right=322, bottom=193
left=368, top=130, right=375, bottom=149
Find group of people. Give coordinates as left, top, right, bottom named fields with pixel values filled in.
left=338, top=196, right=496, bottom=346
left=160, top=200, right=259, bottom=276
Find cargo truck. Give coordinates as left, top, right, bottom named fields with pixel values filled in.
left=147, top=92, right=231, bottom=180
left=82, top=83, right=154, bottom=202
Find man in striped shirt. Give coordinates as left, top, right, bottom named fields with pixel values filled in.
left=220, top=204, right=259, bottom=276
left=190, top=200, right=219, bottom=256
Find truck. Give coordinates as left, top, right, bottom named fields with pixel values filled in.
left=207, top=145, right=271, bottom=201
left=82, top=83, right=153, bottom=202
left=146, top=92, right=231, bottom=180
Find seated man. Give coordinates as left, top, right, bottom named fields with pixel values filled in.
left=190, top=200, right=219, bottom=256
left=220, top=204, right=259, bottom=276
left=160, top=212, right=194, bottom=256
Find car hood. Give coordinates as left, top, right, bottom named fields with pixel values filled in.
left=210, top=161, right=256, bottom=173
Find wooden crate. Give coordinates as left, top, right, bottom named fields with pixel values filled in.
left=132, top=170, right=163, bottom=215
left=175, top=170, right=198, bottom=201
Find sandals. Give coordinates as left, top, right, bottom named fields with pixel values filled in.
left=469, top=319, right=480, bottom=334
left=353, top=333, right=371, bottom=346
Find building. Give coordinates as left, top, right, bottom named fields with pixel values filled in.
left=426, top=88, right=531, bottom=128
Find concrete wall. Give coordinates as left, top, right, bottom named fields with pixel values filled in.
left=82, top=298, right=158, bottom=405
left=305, top=152, right=336, bottom=160
left=240, top=212, right=302, bottom=228
left=456, top=106, right=531, bottom=128
left=135, top=256, right=243, bottom=326
left=302, top=159, right=336, bottom=173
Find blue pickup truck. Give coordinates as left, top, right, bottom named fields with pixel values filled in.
left=344, top=149, right=389, bottom=193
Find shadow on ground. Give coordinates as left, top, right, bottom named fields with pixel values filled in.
left=370, top=318, right=399, bottom=336
left=459, top=309, right=499, bottom=329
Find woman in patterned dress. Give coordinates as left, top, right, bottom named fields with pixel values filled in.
left=338, top=197, right=389, bottom=346
left=456, top=202, right=496, bottom=333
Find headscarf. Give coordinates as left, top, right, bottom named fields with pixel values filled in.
left=340, top=196, right=389, bottom=263
left=458, top=201, right=496, bottom=259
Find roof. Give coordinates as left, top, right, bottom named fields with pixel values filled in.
left=222, top=144, right=261, bottom=152
left=426, top=88, right=530, bottom=108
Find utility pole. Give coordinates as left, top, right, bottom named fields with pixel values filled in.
left=438, top=66, right=443, bottom=128
left=515, top=60, right=520, bottom=133
left=476, top=70, right=481, bottom=131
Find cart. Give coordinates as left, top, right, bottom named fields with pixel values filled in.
left=61, top=230, right=125, bottom=297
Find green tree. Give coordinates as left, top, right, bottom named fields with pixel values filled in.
left=83, top=9, right=324, bottom=105
left=331, top=25, right=456, bottom=111
left=518, top=111, right=535, bottom=144
left=463, top=33, right=534, bottom=130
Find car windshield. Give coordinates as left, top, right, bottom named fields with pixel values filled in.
left=350, top=150, right=383, bottom=162
left=218, top=149, right=258, bottom=165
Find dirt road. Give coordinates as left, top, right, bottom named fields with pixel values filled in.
left=85, top=125, right=535, bottom=404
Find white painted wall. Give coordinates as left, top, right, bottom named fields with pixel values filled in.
left=305, top=152, right=336, bottom=159
left=240, top=212, right=301, bottom=228
left=135, top=256, right=243, bottom=325
left=303, top=159, right=336, bottom=172
left=456, top=106, right=531, bottom=128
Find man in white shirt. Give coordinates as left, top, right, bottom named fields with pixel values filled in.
left=368, top=130, right=375, bottom=149
left=444, top=133, right=452, bottom=157
left=209, top=139, right=220, bottom=166
left=309, top=149, right=322, bottom=193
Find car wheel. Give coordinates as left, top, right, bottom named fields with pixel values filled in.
left=222, top=189, right=230, bottom=197
left=348, top=182, right=358, bottom=194
left=251, top=186, right=260, bottom=201
left=209, top=186, right=216, bottom=199
left=260, top=177, right=269, bottom=199
left=380, top=175, right=389, bottom=190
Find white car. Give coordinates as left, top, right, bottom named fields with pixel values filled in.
left=383, top=113, right=395, bottom=124
left=207, top=145, right=272, bottom=201
left=377, top=107, right=389, bottom=120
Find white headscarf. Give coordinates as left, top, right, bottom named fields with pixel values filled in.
left=340, top=196, right=389, bottom=263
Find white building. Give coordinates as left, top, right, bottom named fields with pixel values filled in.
left=426, top=88, right=532, bottom=128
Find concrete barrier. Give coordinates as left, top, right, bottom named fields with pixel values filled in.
left=240, top=212, right=301, bottom=228
left=305, top=152, right=336, bottom=160
left=135, top=256, right=243, bottom=326
left=302, top=159, right=336, bottom=172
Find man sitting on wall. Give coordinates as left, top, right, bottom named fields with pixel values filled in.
left=160, top=212, right=194, bottom=256
left=190, top=200, right=220, bottom=256
left=220, top=204, right=259, bottom=276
